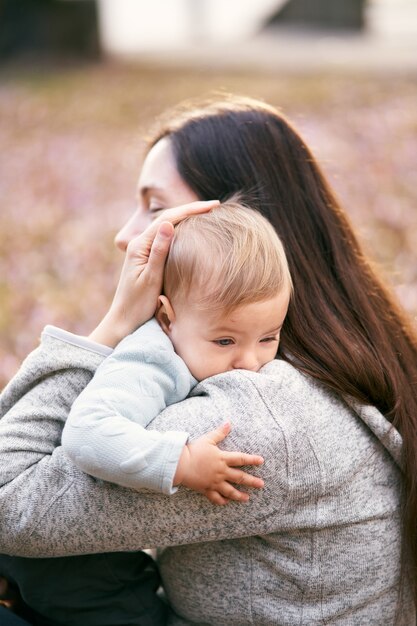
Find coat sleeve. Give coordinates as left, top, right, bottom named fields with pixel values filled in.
left=0, top=331, right=106, bottom=486
left=0, top=334, right=295, bottom=557
left=61, top=319, right=194, bottom=494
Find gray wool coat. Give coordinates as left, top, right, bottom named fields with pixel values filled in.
left=0, top=327, right=414, bottom=625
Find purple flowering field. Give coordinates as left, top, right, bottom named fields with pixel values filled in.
left=0, top=62, right=416, bottom=389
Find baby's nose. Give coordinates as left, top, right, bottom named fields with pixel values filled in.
left=232, top=352, right=259, bottom=372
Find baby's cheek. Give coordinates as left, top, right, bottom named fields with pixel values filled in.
left=183, top=349, right=208, bottom=381
left=190, top=351, right=221, bottom=381
left=265, top=348, right=278, bottom=366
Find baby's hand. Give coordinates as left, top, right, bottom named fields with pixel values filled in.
left=173, top=423, right=264, bottom=505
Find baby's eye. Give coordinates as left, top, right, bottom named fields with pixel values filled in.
left=214, top=338, right=234, bottom=347
left=260, top=336, right=279, bottom=343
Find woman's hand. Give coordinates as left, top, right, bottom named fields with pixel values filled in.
left=89, top=200, right=219, bottom=347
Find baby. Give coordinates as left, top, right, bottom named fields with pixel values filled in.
left=63, top=201, right=292, bottom=504
left=3, top=202, right=292, bottom=626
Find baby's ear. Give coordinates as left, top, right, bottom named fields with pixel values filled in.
left=155, top=296, right=175, bottom=335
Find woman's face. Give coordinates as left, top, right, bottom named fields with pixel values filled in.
left=114, top=138, right=199, bottom=251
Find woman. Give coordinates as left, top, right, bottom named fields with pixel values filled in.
left=0, top=96, right=416, bottom=625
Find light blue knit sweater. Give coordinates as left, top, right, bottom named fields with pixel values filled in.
left=62, top=319, right=196, bottom=494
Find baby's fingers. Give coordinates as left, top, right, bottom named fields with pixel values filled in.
left=223, top=451, right=264, bottom=468
left=224, top=467, right=264, bottom=489
left=216, top=482, right=250, bottom=503
left=205, top=490, right=230, bottom=506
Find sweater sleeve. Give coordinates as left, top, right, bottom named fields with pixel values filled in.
left=0, top=329, right=107, bottom=487
left=61, top=319, right=195, bottom=494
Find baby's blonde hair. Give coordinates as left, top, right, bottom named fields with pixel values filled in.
left=164, top=201, right=292, bottom=313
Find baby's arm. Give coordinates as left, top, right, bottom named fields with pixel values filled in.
left=62, top=319, right=263, bottom=501
left=62, top=318, right=192, bottom=494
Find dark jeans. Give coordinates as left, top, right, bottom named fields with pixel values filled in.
left=0, top=606, right=32, bottom=625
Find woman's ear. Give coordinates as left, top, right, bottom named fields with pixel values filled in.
left=155, top=296, right=176, bottom=335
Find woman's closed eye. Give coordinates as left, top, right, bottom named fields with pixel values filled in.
left=148, top=206, right=166, bottom=218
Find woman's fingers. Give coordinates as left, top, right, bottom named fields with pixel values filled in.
left=135, top=200, right=219, bottom=250
left=154, top=199, right=220, bottom=229
left=124, top=199, right=220, bottom=269
left=145, top=221, right=175, bottom=276
left=118, top=200, right=219, bottom=272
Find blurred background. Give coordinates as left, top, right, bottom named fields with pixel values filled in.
left=0, top=0, right=416, bottom=388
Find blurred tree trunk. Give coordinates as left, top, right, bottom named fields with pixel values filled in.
left=269, top=0, right=367, bottom=30
left=0, top=0, right=100, bottom=60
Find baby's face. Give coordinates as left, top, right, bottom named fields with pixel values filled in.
left=167, top=293, right=289, bottom=382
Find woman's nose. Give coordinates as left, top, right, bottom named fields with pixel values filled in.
left=114, top=211, right=149, bottom=252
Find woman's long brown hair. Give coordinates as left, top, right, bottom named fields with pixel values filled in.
left=150, top=96, right=417, bottom=603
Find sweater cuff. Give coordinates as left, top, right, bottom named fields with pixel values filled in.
left=159, top=431, right=190, bottom=495
left=42, top=326, right=113, bottom=358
